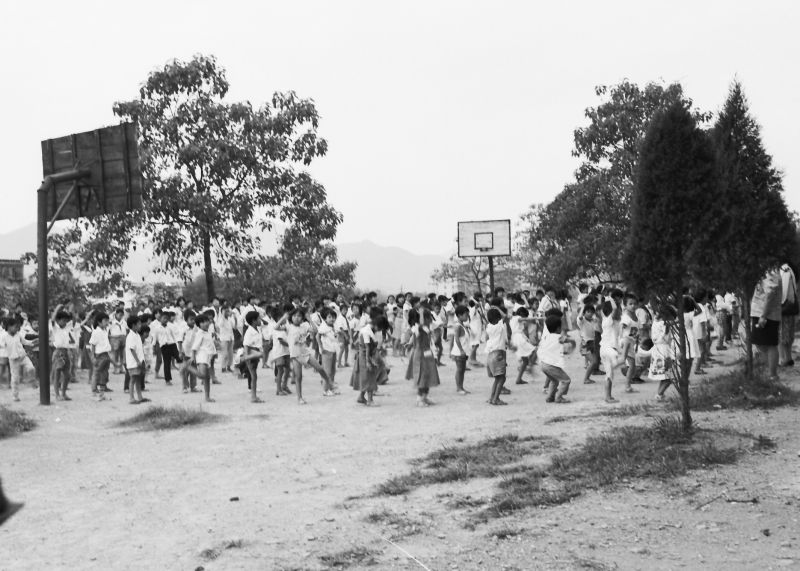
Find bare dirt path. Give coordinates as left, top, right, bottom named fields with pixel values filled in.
left=1, top=344, right=798, bottom=570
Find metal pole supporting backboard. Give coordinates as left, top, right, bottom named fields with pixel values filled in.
left=37, top=184, right=49, bottom=405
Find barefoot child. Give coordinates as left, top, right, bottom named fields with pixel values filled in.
left=539, top=315, right=572, bottom=403
left=126, top=316, right=146, bottom=404
left=485, top=308, right=509, bottom=405
left=650, top=306, right=676, bottom=401
left=451, top=305, right=471, bottom=395
left=242, top=311, right=265, bottom=402
left=5, top=318, right=34, bottom=403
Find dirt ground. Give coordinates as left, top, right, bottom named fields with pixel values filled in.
left=1, top=341, right=798, bottom=571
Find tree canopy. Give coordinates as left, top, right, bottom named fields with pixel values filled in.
left=519, top=80, right=710, bottom=284
left=75, top=54, right=341, bottom=301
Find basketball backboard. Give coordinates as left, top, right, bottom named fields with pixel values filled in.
left=41, top=122, right=143, bottom=221
left=457, top=219, right=511, bottom=257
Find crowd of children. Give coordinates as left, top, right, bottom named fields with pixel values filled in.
left=0, top=284, right=748, bottom=408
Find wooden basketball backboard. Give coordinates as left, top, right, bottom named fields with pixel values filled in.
left=41, top=122, right=143, bottom=220
left=457, top=219, right=511, bottom=257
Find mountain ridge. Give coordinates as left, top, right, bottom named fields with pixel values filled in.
left=0, top=223, right=445, bottom=292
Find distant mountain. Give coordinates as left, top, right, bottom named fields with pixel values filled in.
left=337, top=240, right=446, bottom=294
left=0, top=223, right=36, bottom=260
left=0, top=224, right=445, bottom=293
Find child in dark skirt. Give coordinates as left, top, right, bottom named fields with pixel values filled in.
left=484, top=307, right=509, bottom=405
left=405, top=308, right=441, bottom=407
left=351, top=315, right=390, bottom=405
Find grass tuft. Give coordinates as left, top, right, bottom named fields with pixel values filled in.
left=375, top=434, right=559, bottom=496
left=672, top=368, right=800, bottom=411
left=489, top=526, right=525, bottom=540
left=364, top=509, right=428, bottom=539
left=114, top=405, right=222, bottom=431
left=319, top=546, right=378, bottom=568
left=0, top=406, right=37, bottom=440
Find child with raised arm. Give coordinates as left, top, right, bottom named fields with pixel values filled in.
left=125, top=315, right=146, bottom=405
left=484, top=307, right=509, bottom=405
left=539, top=315, right=572, bottom=403
left=599, top=289, right=625, bottom=403
left=282, top=307, right=331, bottom=405
left=5, top=317, right=35, bottom=403
left=510, top=307, right=537, bottom=385
left=269, top=305, right=292, bottom=395
left=241, top=310, right=265, bottom=402
left=468, top=293, right=486, bottom=367
left=189, top=313, right=216, bottom=403
left=51, top=308, right=73, bottom=401
left=180, top=312, right=198, bottom=393
left=317, top=307, right=340, bottom=396
left=451, top=305, right=471, bottom=395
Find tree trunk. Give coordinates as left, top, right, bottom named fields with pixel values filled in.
left=741, top=289, right=754, bottom=380
left=202, top=229, right=215, bottom=302
left=676, top=303, right=692, bottom=431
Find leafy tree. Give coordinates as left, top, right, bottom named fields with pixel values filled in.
left=709, top=81, right=797, bottom=377
left=431, top=254, right=525, bottom=295
left=519, top=81, right=710, bottom=283
left=76, top=54, right=340, bottom=301
left=184, top=224, right=357, bottom=304
left=625, top=101, right=722, bottom=430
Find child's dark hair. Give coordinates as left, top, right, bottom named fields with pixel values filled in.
left=455, top=306, right=469, bottom=319
left=55, top=310, right=72, bottom=321
left=126, top=315, right=140, bottom=329
left=515, top=307, right=529, bottom=318
left=244, top=311, right=260, bottom=327
left=2, top=316, right=20, bottom=330
left=582, top=303, right=596, bottom=314
left=369, top=306, right=384, bottom=322
left=640, top=338, right=654, bottom=351
left=319, top=307, right=333, bottom=320
left=93, top=311, right=109, bottom=326
left=372, top=315, right=390, bottom=332
left=544, top=308, right=563, bottom=319
left=545, top=314, right=561, bottom=334
left=407, top=308, right=420, bottom=327
left=139, top=325, right=150, bottom=338
left=195, top=313, right=210, bottom=325
left=184, top=309, right=196, bottom=321
left=486, top=307, right=502, bottom=325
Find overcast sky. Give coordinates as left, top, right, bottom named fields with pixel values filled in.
left=1, top=0, right=798, bottom=256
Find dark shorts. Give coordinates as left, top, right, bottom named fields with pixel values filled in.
left=580, top=339, right=595, bottom=355
left=486, top=350, right=507, bottom=378
left=751, top=317, right=779, bottom=347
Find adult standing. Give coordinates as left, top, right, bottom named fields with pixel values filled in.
left=779, top=262, right=798, bottom=367
left=751, top=267, right=783, bottom=380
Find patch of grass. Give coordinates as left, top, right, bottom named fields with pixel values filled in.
left=114, top=405, right=223, bottom=431
left=375, top=434, right=559, bottom=496
left=0, top=406, right=37, bottom=440
left=753, top=434, right=777, bottom=450
left=319, top=547, right=378, bottom=569
left=673, top=368, right=800, bottom=411
left=543, top=403, right=654, bottom=425
left=549, top=416, right=737, bottom=486
left=488, top=526, right=525, bottom=540
left=364, top=509, right=428, bottom=539
left=474, top=416, right=737, bottom=523
left=445, top=495, right=487, bottom=509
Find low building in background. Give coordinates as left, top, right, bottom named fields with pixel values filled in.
left=0, top=259, right=24, bottom=288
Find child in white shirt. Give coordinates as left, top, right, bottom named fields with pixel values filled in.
left=485, top=307, right=509, bottom=406
left=242, top=310, right=265, bottom=403
left=190, top=314, right=216, bottom=403
left=539, top=315, right=572, bottom=403
left=317, top=308, right=340, bottom=396
left=125, top=316, right=146, bottom=404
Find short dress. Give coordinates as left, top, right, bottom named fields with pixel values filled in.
left=350, top=326, right=381, bottom=392
left=405, top=326, right=440, bottom=389
left=510, top=316, right=536, bottom=358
